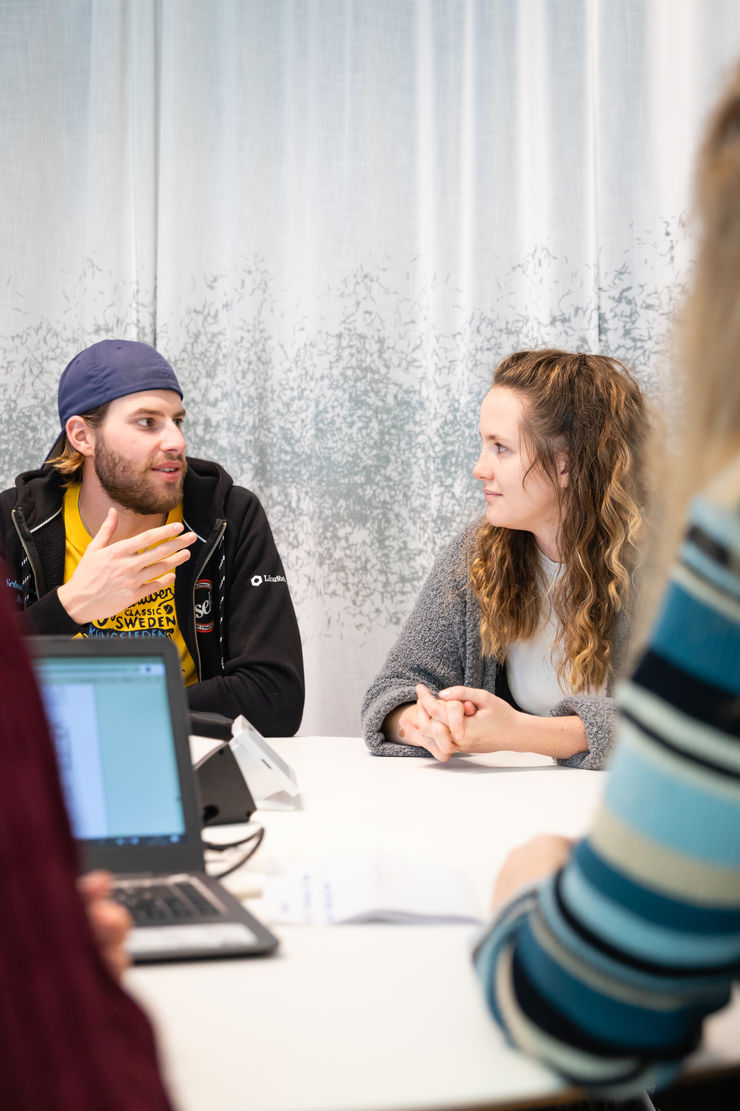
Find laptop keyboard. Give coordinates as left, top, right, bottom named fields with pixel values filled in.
left=113, top=879, right=221, bottom=926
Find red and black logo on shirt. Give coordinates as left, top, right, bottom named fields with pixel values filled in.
left=194, top=578, right=214, bottom=633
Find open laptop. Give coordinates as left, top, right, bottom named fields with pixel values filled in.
left=28, top=635, right=279, bottom=963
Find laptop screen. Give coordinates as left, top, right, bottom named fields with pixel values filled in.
left=33, top=653, right=186, bottom=847
left=27, top=636, right=205, bottom=876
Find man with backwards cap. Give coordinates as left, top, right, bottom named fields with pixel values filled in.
left=0, top=339, right=304, bottom=736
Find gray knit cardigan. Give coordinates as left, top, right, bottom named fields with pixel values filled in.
left=361, top=528, right=630, bottom=770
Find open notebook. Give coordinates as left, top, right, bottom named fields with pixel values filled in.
left=28, top=635, right=278, bottom=963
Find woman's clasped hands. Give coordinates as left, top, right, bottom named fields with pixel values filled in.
left=397, top=682, right=522, bottom=761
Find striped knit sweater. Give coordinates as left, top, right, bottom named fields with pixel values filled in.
left=473, top=458, right=740, bottom=1098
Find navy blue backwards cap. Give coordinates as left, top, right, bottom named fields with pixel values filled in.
left=57, top=339, right=183, bottom=428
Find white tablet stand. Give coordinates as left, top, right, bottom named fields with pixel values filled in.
left=229, top=716, right=301, bottom=810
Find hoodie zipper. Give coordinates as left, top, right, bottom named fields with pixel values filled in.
left=11, top=505, right=61, bottom=604
left=187, top=519, right=226, bottom=680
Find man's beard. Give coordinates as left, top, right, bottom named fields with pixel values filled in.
left=93, top=438, right=187, bottom=515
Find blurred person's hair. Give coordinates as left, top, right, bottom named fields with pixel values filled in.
left=681, top=61, right=740, bottom=498
left=631, top=63, right=740, bottom=654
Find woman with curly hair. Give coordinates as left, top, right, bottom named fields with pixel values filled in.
left=361, top=348, right=649, bottom=769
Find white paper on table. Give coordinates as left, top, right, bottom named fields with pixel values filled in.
left=262, top=852, right=484, bottom=925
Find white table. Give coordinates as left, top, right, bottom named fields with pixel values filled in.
left=128, top=738, right=740, bottom=1111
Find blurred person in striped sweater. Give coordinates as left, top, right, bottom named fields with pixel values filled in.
left=474, top=61, right=740, bottom=1106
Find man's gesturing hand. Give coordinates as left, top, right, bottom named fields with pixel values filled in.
left=57, top=508, right=197, bottom=624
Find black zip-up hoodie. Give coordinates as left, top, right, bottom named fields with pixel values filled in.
left=0, top=458, right=304, bottom=736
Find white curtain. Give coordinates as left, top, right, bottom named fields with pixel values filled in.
left=2, top=1, right=739, bottom=734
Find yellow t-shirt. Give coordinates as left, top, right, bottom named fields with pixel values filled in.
left=63, top=484, right=198, bottom=687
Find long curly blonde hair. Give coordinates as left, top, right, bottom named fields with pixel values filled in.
left=681, top=61, right=740, bottom=499
left=636, top=67, right=740, bottom=642
left=469, top=349, right=649, bottom=693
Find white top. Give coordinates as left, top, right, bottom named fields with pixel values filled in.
left=506, top=551, right=606, bottom=714
left=506, top=550, right=566, bottom=714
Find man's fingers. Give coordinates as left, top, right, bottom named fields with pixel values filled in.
left=133, top=526, right=197, bottom=557
left=86, top=516, right=197, bottom=560
left=115, top=549, right=190, bottom=605
left=59, top=520, right=196, bottom=626
left=107, top=522, right=196, bottom=558
left=131, top=572, right=177, bottom=602
left=138, top=545, right=192, bottom=579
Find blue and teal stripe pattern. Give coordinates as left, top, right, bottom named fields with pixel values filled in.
left=474, top=473, right=740, bottom=1097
